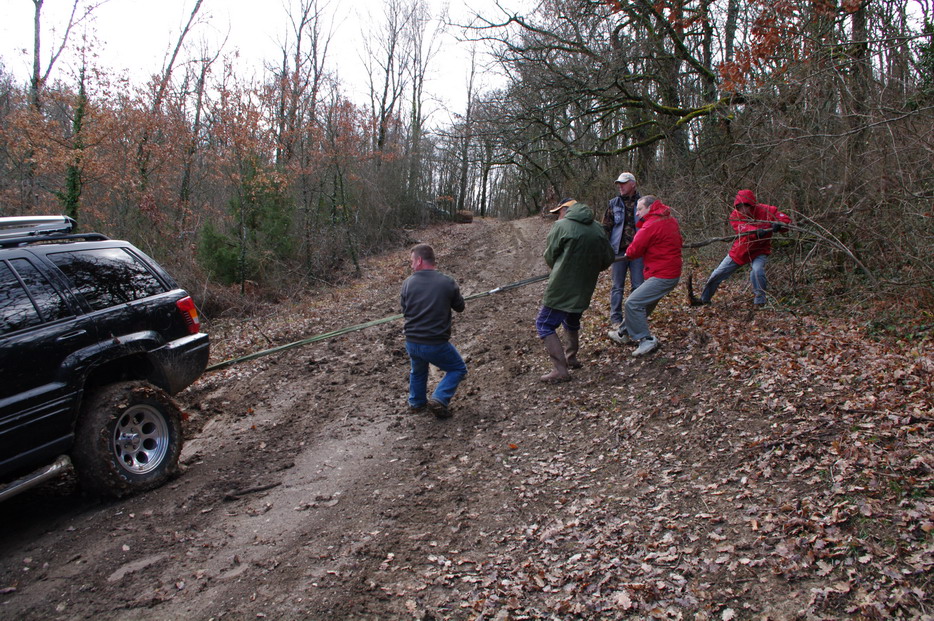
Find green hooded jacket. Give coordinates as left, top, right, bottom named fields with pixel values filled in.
left=542, top=202, right=615, bottom=313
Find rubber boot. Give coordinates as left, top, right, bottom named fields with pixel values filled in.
left=540, top=333, right=571, bottom=383
left=565, top=331, right=582, bottom=369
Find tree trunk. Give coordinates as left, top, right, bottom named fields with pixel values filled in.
left=58, top=62, right=87, bottom=221
left=31, top=0, right=43, bottom=110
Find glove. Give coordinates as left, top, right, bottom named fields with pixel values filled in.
left=771, top=222, right=784, bottom=233
left=754, top=227, right=771, bottom=239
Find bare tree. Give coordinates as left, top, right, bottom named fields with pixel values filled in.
left=178, top=46, right=221, bottom=208
left=267, top=0, right=335, bottom=277
left=137, top=0, right=204, bottom=190
left=461, top=0, right=729, bottom=199
left=272, top=0, right=333, bottom=167
left=404, top=0, right=442, bottom=203
left=30, top=0, right=107, bottom=110
left=455, top=49, right=477, bottom=214
left=362, top=0, right=414, bottom=165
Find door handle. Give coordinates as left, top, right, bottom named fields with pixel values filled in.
left=56, top=330, right=87, bottom=341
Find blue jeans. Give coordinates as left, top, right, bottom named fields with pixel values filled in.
left=405, top=341, right=467, bottom=408
left=701, top=254, right=769, bottom=305
left=622, top=276, right=679, bottom=341
left=535, top=306, right=582, bottom=338
left=610, top=256, right=645, bottom=325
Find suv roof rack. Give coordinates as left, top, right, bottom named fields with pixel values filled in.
left=0, top=216, right=77, bottom=238
left=0, top=216, right=108, bottom=248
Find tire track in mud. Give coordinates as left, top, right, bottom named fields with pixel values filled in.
left=164, top=217, right=559, bottom=618
left=2, top=216, right=897, bottom=619
left=0, top=217, right=564, bottom=619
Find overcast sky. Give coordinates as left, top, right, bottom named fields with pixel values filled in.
left=0, top=0, right=518, bottom=115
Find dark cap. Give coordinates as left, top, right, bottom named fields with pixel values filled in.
left=549, top=198, right=577, bottom=214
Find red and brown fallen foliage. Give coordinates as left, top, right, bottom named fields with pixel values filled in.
left=200, top=220, right=931, bottom=618
left=442, top=289, right=932, bottom=619
left=204, top=219, right=932, bottom=618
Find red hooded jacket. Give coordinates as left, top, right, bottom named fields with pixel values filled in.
left=625, top=200, right=683, bottom=279
left=728, top=190, right=792, bottom=265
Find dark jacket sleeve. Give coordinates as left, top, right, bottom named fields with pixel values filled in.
left=599, top=227, right=615, bottom=270
left=543, top=223, right=563, bottom=269
left=451, top=282, right=465, bottom=313
left=602, top=200, right=615, bottom=234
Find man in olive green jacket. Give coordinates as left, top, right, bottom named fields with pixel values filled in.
left=536, top=198, right=615, bottom=382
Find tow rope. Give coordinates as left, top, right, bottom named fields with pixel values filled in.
left=205, top=273, right=550, bottom=372
left=204, top=223, right=812, bottom=373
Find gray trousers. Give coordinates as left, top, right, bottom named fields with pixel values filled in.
left=623, top=276, right=680, bottom=341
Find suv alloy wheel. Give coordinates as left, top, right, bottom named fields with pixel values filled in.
left=72, top=381, right=184, bottom=498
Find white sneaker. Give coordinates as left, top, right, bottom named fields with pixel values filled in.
left=607, top=327, right=631, bottom=345
left=632, top=336, right=659, bottom=357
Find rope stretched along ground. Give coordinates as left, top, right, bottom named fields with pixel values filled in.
left=205, top=273, right=550, bottom=373
left=205, top=223, right=813, bottom=373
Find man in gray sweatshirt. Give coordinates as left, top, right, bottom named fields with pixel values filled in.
left=400, top=243, right=467, bottom=419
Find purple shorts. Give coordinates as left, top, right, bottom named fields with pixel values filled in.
left=535, top=306, right=582, bottom=338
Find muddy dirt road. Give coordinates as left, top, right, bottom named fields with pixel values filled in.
left=1, top=217, right=567, bottom=619
left=2, top=216, right=931, bottom=620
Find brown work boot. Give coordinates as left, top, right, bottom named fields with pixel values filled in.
left=564, top=330, right=582, bottom=369
left=540, top=333, right=571, bottom=383
left=428, top=399, right=452, bottom=419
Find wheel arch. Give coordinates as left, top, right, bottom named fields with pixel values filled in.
left=83, top=353, right=168, bottom=395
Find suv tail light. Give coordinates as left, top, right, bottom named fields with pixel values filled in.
left=176, top=296, right=202, bottom=334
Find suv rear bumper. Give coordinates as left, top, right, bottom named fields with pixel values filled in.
left=153, top=333, right=210, bottom=394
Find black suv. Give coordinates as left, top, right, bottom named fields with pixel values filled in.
left=0, top=216, right=209, bottom=500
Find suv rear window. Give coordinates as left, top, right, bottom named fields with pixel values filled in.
left=48, top=248, right=167, bottom=311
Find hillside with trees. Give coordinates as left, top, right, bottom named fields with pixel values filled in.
left=1, top=0, right=931, bottom=314
left=1, top=1, right=932, bottom=618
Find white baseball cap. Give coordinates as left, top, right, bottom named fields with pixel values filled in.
left=615, top=172, right=636, bottom=184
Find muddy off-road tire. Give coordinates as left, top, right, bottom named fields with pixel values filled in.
left=72, top=381, right=183, bottom=498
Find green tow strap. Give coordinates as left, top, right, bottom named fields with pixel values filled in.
left=205, top=273, right=550, bottom=373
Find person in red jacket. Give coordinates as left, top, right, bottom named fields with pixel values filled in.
left=608, top=195, right=682, bottom=357
left=699, top=189, right=792, bottom=306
